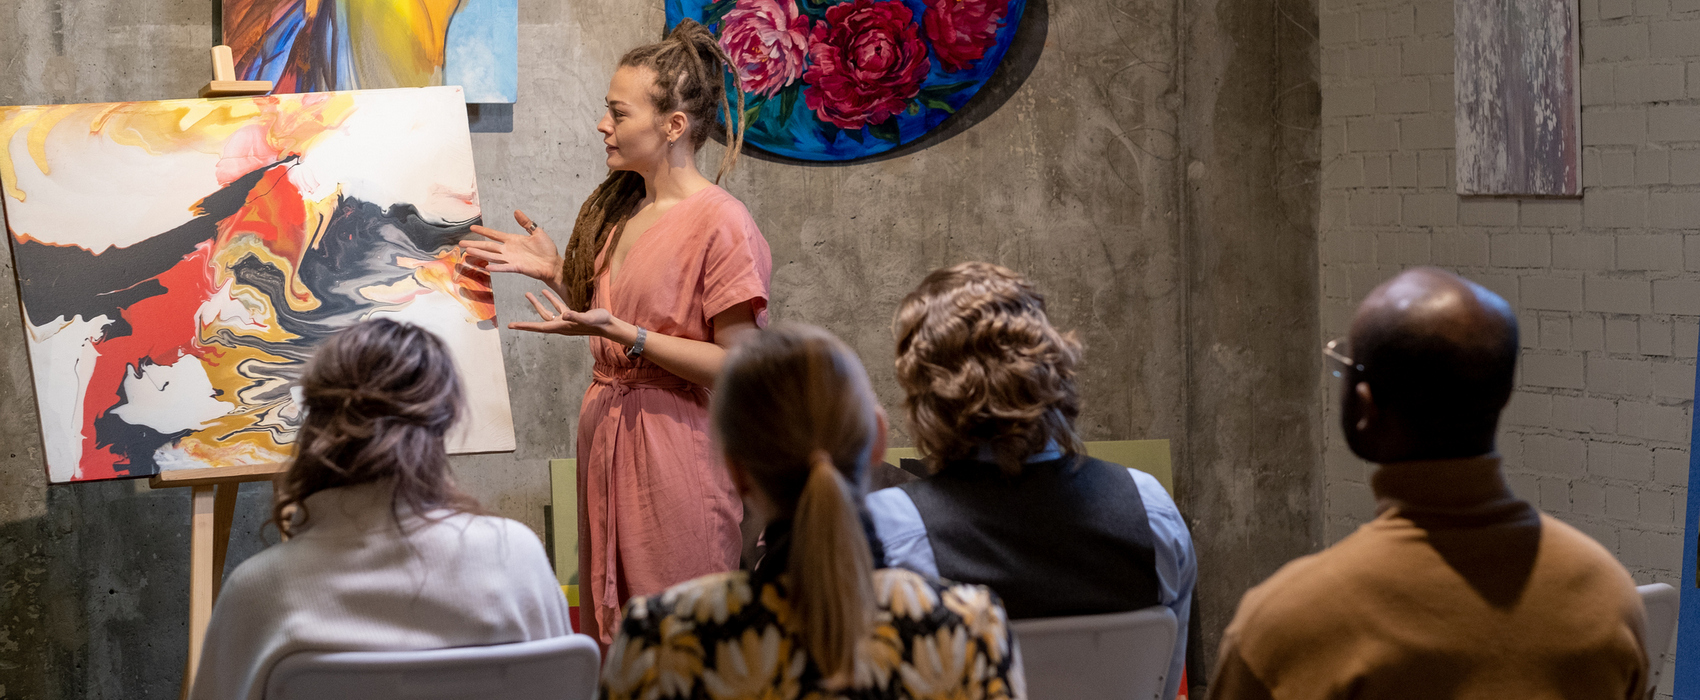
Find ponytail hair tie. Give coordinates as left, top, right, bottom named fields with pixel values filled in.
left=809, top=449, right=835, bottom=476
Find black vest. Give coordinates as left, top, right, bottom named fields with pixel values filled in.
left=899, top=455, right=1162, bottom=620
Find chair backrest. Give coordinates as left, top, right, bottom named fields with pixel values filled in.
left=1010, top=606, right=1177, bottom=700
left=1638, top=582, right=1678, bottom=699
left=264, top=634, right=600, bottom=700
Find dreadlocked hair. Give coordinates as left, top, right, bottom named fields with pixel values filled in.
left=558, top=19, right=749, bottom=311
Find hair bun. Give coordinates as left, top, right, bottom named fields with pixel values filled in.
left=307, top=386, right=444, bottom=427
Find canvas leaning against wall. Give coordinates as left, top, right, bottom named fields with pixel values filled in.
left=0, top=86, right=516, bottom=484
left=224, top=0, right=519, bottom=104
left=1454, top=0, right=1581, bottom=195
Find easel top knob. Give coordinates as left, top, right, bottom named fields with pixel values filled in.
left=200, top=45, right=274, bottom=99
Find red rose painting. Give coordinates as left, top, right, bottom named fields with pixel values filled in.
left=718, top=0, right=813, bottom=98
left=672, top=0, right=1027, bottom=160
left=924, top=0, right=1009, bottom=73
left=802, top=0, right=932, bottom=130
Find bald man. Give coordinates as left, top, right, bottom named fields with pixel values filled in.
left=1206, top=268, right=1648, bottom=700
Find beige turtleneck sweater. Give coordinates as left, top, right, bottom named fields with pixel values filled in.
left=188, top=482, right=572, bottom=700
left=1207, top=455, right=1647, bottom=700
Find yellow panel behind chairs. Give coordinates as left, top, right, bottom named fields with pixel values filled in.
left=884, top=439, right=1173, bottom=495
left=547, top=439, right=1173, bottom=592
left=549, top=459, right=579, bottom=605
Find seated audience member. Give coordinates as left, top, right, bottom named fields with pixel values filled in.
left=1208, top=267, right=1647, bottom=699
left=190, top=319, right=570, bottom=700
left=601, top=324, right=1021, bottom=700
left=865, top=261, right=1196, bottom=700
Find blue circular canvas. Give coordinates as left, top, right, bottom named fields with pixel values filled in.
left=666, top=0, right=1028, bottom=162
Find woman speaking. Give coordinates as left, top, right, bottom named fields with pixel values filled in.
left=460, top=20, right=769, bottom=646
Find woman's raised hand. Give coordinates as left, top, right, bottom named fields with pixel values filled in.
left=461, top=210, right=563, bottom=288
left=510, top=288, right=619, bottom=338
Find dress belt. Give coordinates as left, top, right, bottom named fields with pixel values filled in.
left=591, top=366, right=694, bottom=396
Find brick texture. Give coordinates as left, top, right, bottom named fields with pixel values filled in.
left=1321, top=0, right=1696, bottom=690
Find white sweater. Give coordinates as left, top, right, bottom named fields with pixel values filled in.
left=189, top=482, right=572, bottom=700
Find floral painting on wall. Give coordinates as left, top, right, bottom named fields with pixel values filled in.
left=667, top=0, right=1028, bottom=161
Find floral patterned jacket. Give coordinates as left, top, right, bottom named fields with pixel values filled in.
left=600, top=565, right=1021, bottom=700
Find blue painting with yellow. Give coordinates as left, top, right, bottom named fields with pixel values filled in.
left=224, top=0, right=519, bottom=104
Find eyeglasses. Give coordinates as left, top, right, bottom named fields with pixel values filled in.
left=1323, top=338, right=1364, bottom=378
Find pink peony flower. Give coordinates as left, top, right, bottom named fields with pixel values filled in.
left=718, top=0, right=813, bottom=98
left=802, top=0, right=932, bottom=130
left=924, top=0, right=1009, bottom=73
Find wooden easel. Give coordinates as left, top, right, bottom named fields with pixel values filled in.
left=149, top=463, right=285, bottom=699
left=198, top=45, right=271, bottom=98
left=146, top=45, right=274, bottom=700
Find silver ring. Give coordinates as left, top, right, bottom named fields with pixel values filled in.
left=523, top=222, right=538, bottom=233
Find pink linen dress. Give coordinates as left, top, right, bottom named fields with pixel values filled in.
left=574, top=185, right=772, bottom=645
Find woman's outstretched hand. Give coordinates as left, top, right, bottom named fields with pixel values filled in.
left=510, top=288, right=626, bottom=339
left=461, top=210, right=564, bottom=290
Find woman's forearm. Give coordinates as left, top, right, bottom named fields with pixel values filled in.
left=603, top=318, right=728, bottom=388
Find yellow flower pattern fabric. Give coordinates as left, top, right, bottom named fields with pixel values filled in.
left=601, top=569, right=1018, bottom=700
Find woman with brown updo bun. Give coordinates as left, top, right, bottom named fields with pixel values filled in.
left=189, top=319, right=569, bottom=700
left=459, top=20, right=770, bottom=645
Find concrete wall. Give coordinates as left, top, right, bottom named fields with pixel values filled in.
left=1180, top=0, right=1327, bottom=671
left=1318, top=0, right=1696, bottom=689
left=0, top=0, right=1320, bottom=696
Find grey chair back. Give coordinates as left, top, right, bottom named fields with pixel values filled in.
left=1639, top=582, right=1678, bottom=700
left=264, top=634, right=600, bottom=700
left=1010, top=605, right=1177, bottom=700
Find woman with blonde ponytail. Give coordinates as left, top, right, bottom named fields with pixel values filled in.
left=600, top=324, right=1021, bottom=700
left=458, top=20, right=770, bottom=645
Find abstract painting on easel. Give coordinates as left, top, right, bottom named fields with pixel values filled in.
left=0, top=86, right=516, bottom=484
left=223, top=0, right=518, bottom=104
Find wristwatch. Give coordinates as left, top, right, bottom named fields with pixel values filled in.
left=625, top=327, right=648, bottom=359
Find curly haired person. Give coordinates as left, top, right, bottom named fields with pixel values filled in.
left=867, top=261, right=1197, bottom=700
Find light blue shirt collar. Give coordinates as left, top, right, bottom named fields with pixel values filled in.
left=972, top=438, right=1065, bottom=464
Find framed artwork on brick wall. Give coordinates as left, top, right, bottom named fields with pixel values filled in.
left=1454, top=0, right=1582, bottom=196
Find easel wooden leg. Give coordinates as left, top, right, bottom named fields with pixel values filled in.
left=150, top=460, right=283, bottom=700
left=181, top=483, right=238, bottom=700
left=211, top=483, right=238, bottom=600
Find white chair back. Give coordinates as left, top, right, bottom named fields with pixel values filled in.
left=1010, top=606, right=1177, bottom=700
left=264, top=634, right=600, bottom=700
left=1638, top=582, right=1678, bottom=700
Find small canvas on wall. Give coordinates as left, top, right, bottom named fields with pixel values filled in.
left=224, top=0, right=519, bottom=104
left=0, top=86, right=516, bottom=484
left=1455, top=0, right=1581, bottom=195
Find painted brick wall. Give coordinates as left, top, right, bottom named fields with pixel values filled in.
left=1320, top=0, right=1696, bottom=688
